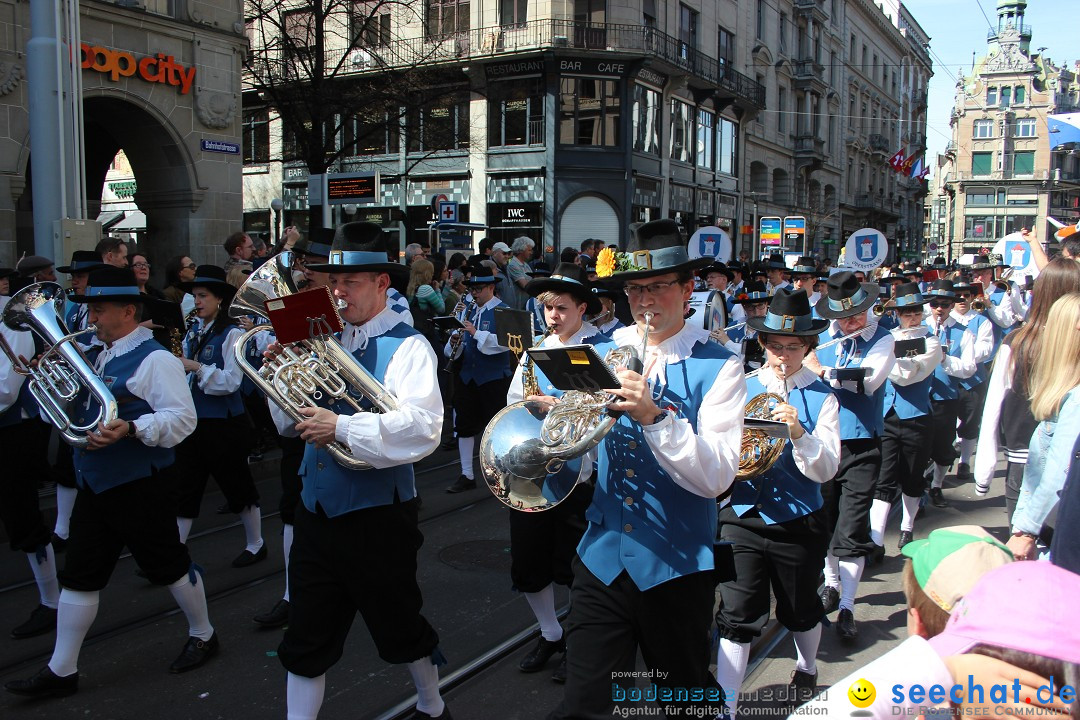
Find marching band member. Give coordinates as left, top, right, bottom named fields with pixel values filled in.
left=729, top=263, right=746, bottom=297
left=6, top=268, right=213, bottom=698
left=173, top=265, right=265, bottom=568
left=875, top=266, right=906, bottom=330
left=444, top=272, right=513, bottom=494
left=267, top=222, right=449, bottom=720
left=948, top=280, right=995, bottom=480
left=803, top=271, right=895, bottom=642
left=524, top=262, right=553, bottom=333
left=789, top=257, right=819, bottom=305
left=968, top=254, right=1025, bottom=334
left=590, top=284, right=624, bottom=335
left=870, top=283, right=942, bottom=559
left=923, top=280, right=978, bottom=509
left=717, top=280, right=769, bottom=372
left=696, top=261, right=735, bottom=328
left=715, top=289, right=839, bottom=714
left=553, top=219, right=744, bottom=719
left=505, top=263, right=611, bottom=683
left=764, top=253, right=791, bottom=295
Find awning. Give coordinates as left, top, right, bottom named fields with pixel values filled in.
left=96, top=210, right=125, bottom=230
left=111, top=210, right=146, bottom=231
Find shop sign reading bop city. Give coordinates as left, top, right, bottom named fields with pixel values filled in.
left=80, top=44, right=197, bottom=95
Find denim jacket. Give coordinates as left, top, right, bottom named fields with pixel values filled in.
left=1013, top=388, right=1080, bottom=535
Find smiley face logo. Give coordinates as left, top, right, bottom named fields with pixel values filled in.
left=848, top=678, right=876, bottom=708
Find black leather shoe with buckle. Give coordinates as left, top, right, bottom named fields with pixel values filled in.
left=169, top=633, right=219, bottom=673
left=445, top=475, right=476, bottom=494
left=929, top=487, right=949, bottom=508
left=898, top=530, right=914, bottom=549
left=788, top=669, right=817, bottom=706
left=232, top=544, right=268, bottom=568
left=11, top=604, right=58, bottom=639
left=518, top=636, right=566, bottom=673
left=820, top=586, right=840, bottom=615
left=5, top=666, right=78, bottom=698
left=836, top=608, right=858, bottom=641
left=253, top=599, right=290, bottom=628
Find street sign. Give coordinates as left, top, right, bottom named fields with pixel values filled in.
left=759, top=217, right=782, bottom=247
left=783, top=216, right=806, bottom=249
left=438, top=201, right=459, bottom=223
left=844, top=228, right=888, bottom=272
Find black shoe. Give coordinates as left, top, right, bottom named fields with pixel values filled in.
left=231, top=544, right=267, bottom=568
left=552, top=655, right=567, bottom=684
left=820, top=586, right=840, bottom=615
left=867, top=544, right=886, bottom=566
left=169, top=633, right=219, bottom=673
left=11, top=604, right=57, bottom=639
left=50, top=534, right=67, bottom=553
left=518, top=636, right=566, bottom=673
left=929, top=487, right=949, bottom=508
left=216, top=502, right=231, bottom=515
left=788, top=669, right=817, bottom=705
left=445, top=475, right=476, bottom=494
left=411, top=705, right=453, bottom=719
left=898, top=530, right=914, bottom=549
left=5, top=666, right=78, bottom=698
left=956, top=462, right=972, bottom=480
left=253, top=599, right=290, bottom=628
left=836, top=608, right=857, bottom=641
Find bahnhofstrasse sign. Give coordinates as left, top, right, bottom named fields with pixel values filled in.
left=80, top=43, right=196, bottom=95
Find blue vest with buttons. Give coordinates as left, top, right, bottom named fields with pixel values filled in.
left=299, top=323, right=417, bottom=518
left=959, top=313, right=989, bottom=390
left=731, top=374, right=830, bottom=524
left=459, top=302, right=513, bottom=385
left=578, top=339, right=737, bottom=591
left=185, top=322, right=245, bottom=418
left=72, top=339, right=175, bottom=493
left=884, top=326, right=933, bottom=419
left=930, top=321, right=967, bottom=401
left=65, top=300, right=96, bottom=347
left=815, top=324, right=891, bottom=438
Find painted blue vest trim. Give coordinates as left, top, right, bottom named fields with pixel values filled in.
left=960, top=313, right=989, bottom=390
left=459, top=303, right=513, bottom=385
left=930, top=322, right=967, bottom=401
left=185, top=323, right=245, bottom=418
left=815, top=324, right=891, bottom=438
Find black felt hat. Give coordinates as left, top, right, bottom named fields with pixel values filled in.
left=602, top=219, right=707, bottom=280
left=790, top=256, right=817, bottom=275
left=814, top=271, right=880, bottom=319
left=968, top=254, right=994, bottom=271
left=292, top=236, right=333, bottom=260
left=57, top=250, right=109, bottom=275
left=305, top=221, right=408, bottom=291
left=69, top=267, right=146, bottom=304
left=884, top=282, right=927, bottom=309
left=177, top=265, right=237, bottom=298
left=747, top=288, right=829, bottom=337
left=925, top=279, right=957, bottom=300
left=525, top=262, right=600, bottom=315
left=0, top=267, right=16, bottom=281
left=764, top=253, right=788, bottom=270
left=733, top=280, right=770, bottom=304
left=696, top=261, right=735, bottom=282
left=526, top=262, right=553, bottom=278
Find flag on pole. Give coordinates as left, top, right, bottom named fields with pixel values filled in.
left=889, top=150, right=906, bottom=172
left=908, top=157, right=923, bottom=178
left=899, top=154, right=917, bottom=175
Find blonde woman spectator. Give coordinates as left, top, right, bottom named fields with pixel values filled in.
left=407, top=259, right=445, bottom=316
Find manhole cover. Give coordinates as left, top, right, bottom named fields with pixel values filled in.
left=438, top=540, right=511, bottom=572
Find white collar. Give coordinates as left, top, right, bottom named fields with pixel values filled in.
left=950, top=308, right=976, bottom=325
left=755, top=365, right=819, bottom=393
left=341, top=304, right=401, bottom=351
left=476, top=296, right=501, bottom=313
left=598, top=318, right=621, bottom=334
left=926, top=314, right=954, bottom=331
left=544, top=321, right=600, bottom=347
left=100, top=325, right=152, bottom=358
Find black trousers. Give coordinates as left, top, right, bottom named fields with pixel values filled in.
left=715, top=507, right=829, bottom=643
left=1004, top=459, right=1025, bottom=523
left=550, top=559, right=721, bottom=720
left=956, top=382, right=989, bottom=441
left=278, top=499, right=439, bottom=677
left=0, top=419, right=51, bottom=553
left=59, top=472, right=191, bottom=591
left=175, top=416, right=259, bottom=518
left=509, top=482, right=592, bottom=592
left=928, top=399, right=960, bottom=467
left=821, top=437, right=881, bottom=559
left=452, top=375, right=511, bottom=437
left=278, top=435, right=305, bottom=525
left=877, top=411, right=932, bottom=501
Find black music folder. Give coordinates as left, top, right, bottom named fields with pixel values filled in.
left=494, top=307, right=534, bottom=356
left=432, top=315, right=465, bottom=330
left=833, top=367, right=871, bottom=382
left=526, top=344, right=621, bottom=392
left=145, top=298, right=185, bottom=331
left=894, top=338, right=927, bottom=358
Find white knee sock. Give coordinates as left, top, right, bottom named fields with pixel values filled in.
left=822, top=553, right=840, bottom=589
left=838, top=557, right=865, bottom=612
left=458, top=436, right=475, bottom=480
left=715, top=638, right=750, bottom=717
left=27, top=546, right=60, bottom=609
left=168, top=572, right=214, bottom=641
left=282, top=523, right=294, bottom=603
left=932, top=464, right=947, bottom=489
left=959, top=438, right=976, bottom=467
left=53, top=486, right=77, bottom=539
left=407, top=657, right=445, bottom=717
left=48, top=589, right=99, bottom=677
left=523, top=584, right=562, bottom=642
left=177, top=517, right=193, bottom=544
left=239, top=505, right=264, bottom=554
left=869, top=499, right=891, bottom=546
left=793, top=624, right=821, bottom=674
left=901, top=494, right=921, bottom=532
left=286, top=672, right=325, bottom=720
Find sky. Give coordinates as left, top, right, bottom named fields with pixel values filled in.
left=903, top=0, right=1073, bottom=178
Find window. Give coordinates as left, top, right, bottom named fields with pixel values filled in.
left=778, top=13, right=787, bottom=54
left=574, top=0, right=605, bottom=24
left=1000, top=86, right=1011, bottom=107
left=861, top=44, right=867, bottom=72
left=965, top=188, right=996, bottom=206
left=559, top=77, right=621, bottom=147
left=1014, top=118, right=1036, bottom=138
left=973, top=119, right=994, bottom=138
left=717, top=118, right=738, bottom=175
left=849, top=33, right=856, bottom=60
left=757, top=0, right=766, bottom=39
left=971, top=151, right=993, bottom=176
left=344, top=107, right=400, bottom=155
left=679, top=4, right=698, bottom=58
left=1015, top=85, right=1025, bottom=104
left=283, top=9, right=316, bottom=78
left=425, top=0, right=469, bottom=38
left=717, top=27, right=734, bottom=67
left=407, top=93, right=470, bottom=152
left=669, top=99, right=693, bottom=163
left=697, top=109, right=714, bottom=169
left=830, top=51, right=837, bottom=86
left=242, top=109, right=270, bottom=164
left=986, top=86, right=997, bottom=106
left=632, top=83, right=661, bottom=155
left=350, top=1, right=391, bottom=47
left=644, top=0, right=657, bottom=27
left=500, top=0, right=527, bottom=27
left=778, top=87, right=787, bottom=133
left=1010, top=150, right=1035, bottom=176
left=488, top=78, right=545, bottom=147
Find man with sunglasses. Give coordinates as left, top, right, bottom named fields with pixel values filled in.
left=949, top=280, right=995, bottom=480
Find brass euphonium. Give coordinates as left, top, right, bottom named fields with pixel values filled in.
left=228, top=251, right=400, bottom=470
left=0, top=282, right=119, bottom=447
left=738, top=362, right=789, bottom=480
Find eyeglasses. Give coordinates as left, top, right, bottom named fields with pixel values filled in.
left=182, top=263, right=197, bottom=270
left=765, top=342, right=807, bottom=353
left=623, top=280, right=681, bottom=297
left=928, top=300, right=954, bottom=308
left=132, top=262, right=151, bottom=270
left=955, top=294, right=972, bottom=301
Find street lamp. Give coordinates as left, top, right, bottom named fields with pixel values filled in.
left=745, top=191, right=767, bottom=261
left=270, top=197, right=283, bottom=244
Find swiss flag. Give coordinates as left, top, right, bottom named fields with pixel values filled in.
left=889, top=150, right=906, bottom=172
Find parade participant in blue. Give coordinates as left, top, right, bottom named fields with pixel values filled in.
left=444, top=272, right=514, bottom=494
left=875, top=266, right=906, bottom=330
left=0, top=291, right=61, bottom=639
left=5, top=268, right=213, bottom=699
left=172, top=265, right=265, bottom=568
left=551, top=218, right=745, bottom=719
left=949, top=279, right=995, bottom=481
left=589, top=284, right=624, bottom=335
left=869, top=283, right=943, bottom=563
left=901, top=264, right=924, bottom=293
left=729, top=262, right=747, bottom=297
left=524, top=261, right=552, bottom=332
left=266, top=221, right=449, bottom=720
left=923, top=280, right=979, bottom=509
left=764, top=253, right=791, bottom=295
left=696, top=260, right=735, bottom=327
left=789, top=256, right=819, bottom=306
left=505, top=263, right=612, bottom=684
left=714, top=288, right=840, bottom=715
left=803, top=271, right=895, bottom=642
left=968, top=253, right=1025, bottom=335
left=717, top=280, right=769, bottom=372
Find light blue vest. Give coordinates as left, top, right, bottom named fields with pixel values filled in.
left=959, top=312, right=990, bottom=390
left=72, top=339, right=175, bottom=492
left=184, top=321, right=245, bottom=418
left=299, top=323, right=418, bottom=518
left=64, top=300, right=96, bottom=347
left=731, top=374, right=830, bottom=524
left=460, top=302, right=513, bottom=385
left=930, top=321, right=968, bottom=402
left=883, top=325, right=933, bottom=420
left=579, top=339, right=738, bottom=591
left=815, top=324, right=892, bottom=438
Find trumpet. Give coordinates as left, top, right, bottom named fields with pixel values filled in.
left=443, top=298, right=471, bottom=372
left=872, top=301, right=887, bottom=317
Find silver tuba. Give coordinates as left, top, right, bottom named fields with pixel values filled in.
left=478, top=314, right=651, bottom=512
left=229, top=251, right=399, bottom=470
left=0, top=282, right=119, bottom=447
